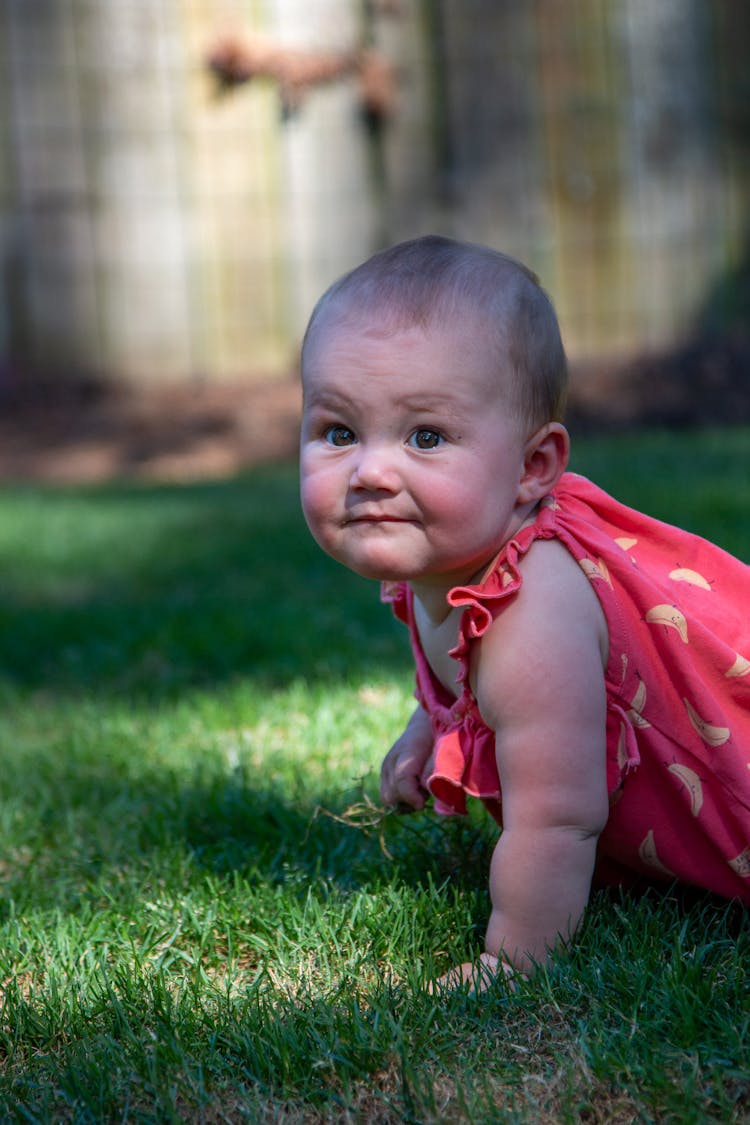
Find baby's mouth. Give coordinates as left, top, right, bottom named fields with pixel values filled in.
left=346, top=511, right=413, bottom=524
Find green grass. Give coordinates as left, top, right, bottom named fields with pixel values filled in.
left=0, top=428, right=748, bottom=1123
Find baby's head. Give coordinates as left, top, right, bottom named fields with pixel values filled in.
left=301, top=235, right=568, bottom=433
left=300, top=236, right=571, bottom=587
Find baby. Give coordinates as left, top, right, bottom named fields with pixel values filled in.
left=299, top=235, right=750, bottom=988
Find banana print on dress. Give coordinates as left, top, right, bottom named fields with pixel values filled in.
left=579, top=556, right=613, bottom=587
left=669, top=567, right=712, bottom=590
left=725, top=652, right=750, bottom=678
left=667, top=763, right=704, bottom=816
left=627, top=678, right=651, bottom=729
left=728, top=848, right=750, bottom=879
left=639, top=830, right=677, bottom=878
left=683, top=698, right=731, bottom=747
left=645, top=604, right=689, bottom=643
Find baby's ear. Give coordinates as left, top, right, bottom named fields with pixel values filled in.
left=518, top=422, right=569, bottom=505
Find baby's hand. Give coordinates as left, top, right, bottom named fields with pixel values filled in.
left=380, top=705, right=434, bottom=811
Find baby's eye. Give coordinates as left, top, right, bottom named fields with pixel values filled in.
left=324, top=425, right=357, bottom=447
left=408, top=428, right=444, bottom=451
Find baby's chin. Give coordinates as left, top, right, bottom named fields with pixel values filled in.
left=346, top=560, right=411, bottom=582
left=322, top=533, right=470, bottom=585
left=335, top=552, right=423, bottom=584
left=347, top=558, right=459, bottom=587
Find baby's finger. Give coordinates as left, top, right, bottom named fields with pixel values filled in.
left=381, top=769, right=426, bottom=810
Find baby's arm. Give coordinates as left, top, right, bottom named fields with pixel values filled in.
left=463, top=539, right=610, bottom=981
left=380, top=703, right=434, bottom=811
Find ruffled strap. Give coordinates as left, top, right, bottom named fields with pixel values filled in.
left=445, top=510, right=559, bottom=684
left=381, top=501, right=562, bottom=822
left=426, top=713, right=503, bottom=823
left=605, top=702, right=642, bottom=801
left=381, top=579, right=409, bottom=624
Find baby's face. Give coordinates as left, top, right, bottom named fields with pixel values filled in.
left=300, top=312, right=533, bottom=589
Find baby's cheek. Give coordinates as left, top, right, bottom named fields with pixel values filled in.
left=428, top=483, right=479, bottom=525
left=300, top=474, right=336, bottom=543
left=299, top=474, right=322, bottom=531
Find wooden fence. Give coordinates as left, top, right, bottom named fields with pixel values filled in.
left=0, top=0, right=747, bottom=389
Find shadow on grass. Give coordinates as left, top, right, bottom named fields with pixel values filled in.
left=0, top=462, right=411, bottom=701
left=0, top=735, right=496, bottom=918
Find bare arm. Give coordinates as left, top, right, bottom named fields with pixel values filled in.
left=444, top=539, right=610, bottom=985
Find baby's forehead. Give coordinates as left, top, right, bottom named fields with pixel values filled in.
left=303, top=303, right=516, bottom=407
left=311, top=291, right=501, bottom=348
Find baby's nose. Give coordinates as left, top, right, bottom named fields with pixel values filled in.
left=349, top=445, right=400, bottom=492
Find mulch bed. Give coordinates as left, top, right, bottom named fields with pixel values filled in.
left=0, top=333, right=747, bottom=484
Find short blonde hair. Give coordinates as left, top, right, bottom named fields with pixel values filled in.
left=302, top=235, right=568, bottom=430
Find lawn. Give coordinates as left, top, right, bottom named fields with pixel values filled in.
left=0, top=428, right=748, bottom=1123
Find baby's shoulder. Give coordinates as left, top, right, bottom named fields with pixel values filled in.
left=488, top=536, right=609, bottom=661
left=518, top=534, right=598, bottom=604
left=472, top=535, right=610, bottom=730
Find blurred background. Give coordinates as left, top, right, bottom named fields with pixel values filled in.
left=0, top=0, right=748, bottom=481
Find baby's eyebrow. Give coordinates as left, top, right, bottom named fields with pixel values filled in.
left=397, top=392, right=456, bottom=406
left=396, top=392, right=468, bottom=417
left=303, top=388, right=355, bottom=411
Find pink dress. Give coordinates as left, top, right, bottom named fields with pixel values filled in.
left=383, top=473, right=750, bottom=903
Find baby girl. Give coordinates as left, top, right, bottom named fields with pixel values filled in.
left=299, top=235, right=750, bottom=988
